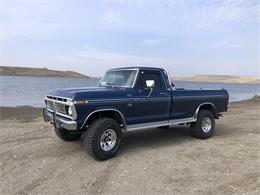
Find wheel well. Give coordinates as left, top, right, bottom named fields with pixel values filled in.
left=197, top=104, right=218, bottom=119
left=83, top=110, right=126, bottom=130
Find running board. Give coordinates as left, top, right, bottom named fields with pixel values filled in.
left=126, top=117, right=196, bottom=131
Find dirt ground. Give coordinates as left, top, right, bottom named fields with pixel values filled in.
left=0, top=98, right=259, bottom=194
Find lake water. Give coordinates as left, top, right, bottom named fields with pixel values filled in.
left=0, top=75, right=260, bottom=107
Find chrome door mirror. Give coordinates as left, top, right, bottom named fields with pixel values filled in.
left=145, top=80, right=155, bottom=98
left=145, top=80, right=155, bottom=88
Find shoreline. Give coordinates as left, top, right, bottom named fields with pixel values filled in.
left=0, top=74, right=91, bottom=79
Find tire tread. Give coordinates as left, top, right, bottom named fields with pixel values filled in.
left=191, top=110, right=215, bottom=139
left=82, top=118, right=122, bottom=160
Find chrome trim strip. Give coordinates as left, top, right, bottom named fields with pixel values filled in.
left=56, top=111, right=74, bottom=120
left=44, top=109, right=77, bottom=130
left=47, top=108, right=54, bottom=112
left=163, top=68, right=174, bottom=90
left=55, top=118, right=77, bottom=130
left=132, top=69, right=140, bottom=88
left=45, top=96, right=72, bottom=106
left=80, top=109, right=127, bottom=130
left=193, top=102, right=216, bottom=119
left=55, top=117, right=77, bottom=131
left=172, top=117, right=196, bottom=124
left=127, top=117, right=197, bottom=131
left=127, top=121, right=172, bottom=131
left=46, top=108, right=74, bottom=120
left=46, top=95, right=72, bottom=100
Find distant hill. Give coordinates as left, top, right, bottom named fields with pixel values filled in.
left=173, top=75, right=260, bottom=84
left=0, top=66, right=89, bottom=78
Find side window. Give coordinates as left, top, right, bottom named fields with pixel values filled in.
left=136, top=70, right=165, bottom=92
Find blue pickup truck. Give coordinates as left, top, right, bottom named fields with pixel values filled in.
left=43, top=67, right=229, bottom=160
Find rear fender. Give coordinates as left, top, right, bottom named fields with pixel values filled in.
left=194, top=102, right=218, bottom=119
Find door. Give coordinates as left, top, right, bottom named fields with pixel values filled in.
left=127, top=69, right=171, bottom=124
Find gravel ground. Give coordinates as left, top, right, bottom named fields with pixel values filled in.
left=0, top=98, right=259, bottom=195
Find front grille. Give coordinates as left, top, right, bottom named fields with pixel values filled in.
left=54, top=102, right=67, bottom=114
left=46, top=99, right=68, bottom=115
left=45, top=96, right=76, bottom=120
left=46, top=96, right=68, bottom=102
left=46, top=100, right=55, bottom=111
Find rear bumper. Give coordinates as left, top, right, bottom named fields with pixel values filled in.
left=43, top=108, right=77, bottom=131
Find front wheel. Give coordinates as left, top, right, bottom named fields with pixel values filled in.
left=190, top=110, right=215, bottom=139
left=82, top=118, right=122, bottom=160
left=54, top=127, right=82, bottom=141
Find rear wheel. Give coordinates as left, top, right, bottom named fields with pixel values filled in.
left=82, top=118, right=122, bottom=160
left=190, top=110, right=215, bottom=139
left=54, top=127, right=82, bottom=141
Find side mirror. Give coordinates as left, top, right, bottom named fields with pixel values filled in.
left=145, top=80, right=155, bottom=98
left=145, top=80, right=155, bottom=88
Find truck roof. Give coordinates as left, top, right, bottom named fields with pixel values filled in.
left=109, top=67, right=165, bottom=71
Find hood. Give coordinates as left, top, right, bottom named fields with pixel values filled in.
left=47, top=87, right=128, bottom=100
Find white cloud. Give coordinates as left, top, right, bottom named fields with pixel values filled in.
left=173, top=0, right=259, bottom=29
left=0, top=0, right=64, bottom=40
left=105, top=0, right=259, bottom=29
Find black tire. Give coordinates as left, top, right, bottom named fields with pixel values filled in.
left=82, top=118, right=122, bottom=161
left=54, top=127, right=82, bottom=141
left=190, top=110, right=215, bottom=139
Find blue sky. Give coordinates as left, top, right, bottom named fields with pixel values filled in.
left=0, top=0, right=259, bottom=77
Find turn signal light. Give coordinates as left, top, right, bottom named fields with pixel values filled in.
left=73, top=100, right=88, bottom=104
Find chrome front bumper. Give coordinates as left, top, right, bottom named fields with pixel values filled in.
left=43, top=108, right=77, bottom=131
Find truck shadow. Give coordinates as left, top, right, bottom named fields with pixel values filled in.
left=119, top=125, right=193, bottom=154
left=119, top=124, right=236, bottom=155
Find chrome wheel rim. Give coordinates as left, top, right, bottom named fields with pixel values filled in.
left=201, top=117, right=212, bottom=133
left=100, top=129, right=117, bottom=151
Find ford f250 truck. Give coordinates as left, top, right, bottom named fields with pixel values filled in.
left=43, top=67, right=229, bottom=160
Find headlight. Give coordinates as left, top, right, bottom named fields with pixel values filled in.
left=68, top=106, right=73, bottom=116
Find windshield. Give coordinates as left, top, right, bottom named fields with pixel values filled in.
left=98, top=69, right=138, bottom=87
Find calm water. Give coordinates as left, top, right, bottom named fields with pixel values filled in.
left=0, top=75, right=260, bottom=107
